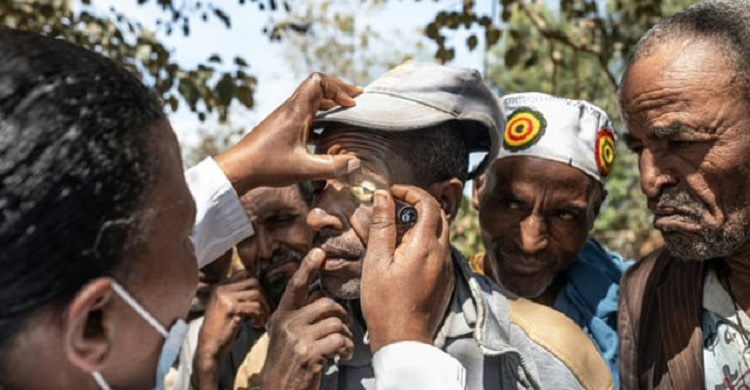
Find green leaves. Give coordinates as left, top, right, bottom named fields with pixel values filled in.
left=425, top=0, right=695, bottom=258
left=0, top=0, right=262, bottom=122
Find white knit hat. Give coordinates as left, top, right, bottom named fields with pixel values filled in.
left=497, top=92, right=616, bottom=183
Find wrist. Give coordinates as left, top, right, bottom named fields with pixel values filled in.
left=194, top=344, right=222, bottom=371
left=213, top=147, right=258, bottom=196
left=368, top=326, right=432, bottom=354
left=192, top=354, right=220, bottom=390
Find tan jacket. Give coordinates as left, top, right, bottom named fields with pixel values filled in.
left=618, top=247, right=705, bottom=389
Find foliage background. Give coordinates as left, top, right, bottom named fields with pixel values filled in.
left=2, top=0, right=699, bottom=260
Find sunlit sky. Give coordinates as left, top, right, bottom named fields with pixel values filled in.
left=91, top=0, right=495, bottom=145
left=86, top=1, right=507, bottom=196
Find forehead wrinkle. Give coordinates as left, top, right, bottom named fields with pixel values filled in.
left=316, top=128, right=414, bottom=184
left=242, top=187, right=303, bottom=216
left=624, top=86, right=689, bottom=115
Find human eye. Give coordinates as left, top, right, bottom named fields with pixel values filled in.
left=346, top=170, right=379, bottom=204
left=624, top=136, right=644, bottom=155
left=349, top=182, right=376, bottom=204
left=553, top=208, right=579, bottom=222
left=629, top=144, right=644, bottom=155
left=266, top=214, right=299, bottom=227
left=668, top=139, right=696, bottom=150
left=499, top=197, right=522, bottom=210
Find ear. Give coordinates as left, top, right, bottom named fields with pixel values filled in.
left=62, top=277, right=116, bottom=374
left=471, top=173, right=485, bottom=210
left=427, top=178, right=464, bottom=222
left=587, top=187, right=608, bottom=231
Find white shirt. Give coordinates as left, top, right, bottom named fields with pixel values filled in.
left=184, top=158, right=466, bottom=390
left=702, top=267, right=750, bottom=389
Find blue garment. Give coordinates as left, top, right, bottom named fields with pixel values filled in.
left=553, top=238, right=633, bottom=390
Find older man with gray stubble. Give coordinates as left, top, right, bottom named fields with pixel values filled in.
left=617, top=1, right=750, bottom=389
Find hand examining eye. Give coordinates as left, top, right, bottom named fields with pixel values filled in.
left=359, top=185, right=454, bottom=353
left=214, top=73, right=363, bottom=195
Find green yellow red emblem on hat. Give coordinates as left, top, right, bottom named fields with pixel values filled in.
left=503, top=107, right=547, bottom=152
left=595, top=128, right=616, bottom=177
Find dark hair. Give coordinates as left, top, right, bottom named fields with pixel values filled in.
left=0, top=30, right=166, bottom=358
left=395, top=121, right=470, bottom=186
left=627, top=0, right=750, bottom=98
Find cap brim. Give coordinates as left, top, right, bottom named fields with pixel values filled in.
left=314, top=92, right=455, bottom=131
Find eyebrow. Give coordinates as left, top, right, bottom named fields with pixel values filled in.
left=647, top=123, right=682, bottom=139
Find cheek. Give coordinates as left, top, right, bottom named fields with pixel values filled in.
left=275, top=224, right=313, bottom=250
left=479, top=206, right=518, bottom=240
left=237, top=240, right=259, bottom=267
left=548, top=224, right=588, bottom=257
left=348, top=205, right=373, bottom=244
left=682, top=147, right=750, bottom=207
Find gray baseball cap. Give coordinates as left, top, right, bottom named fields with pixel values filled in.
left=314, top=61, right=502, bottom=178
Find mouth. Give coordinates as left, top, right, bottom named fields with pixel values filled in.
left=503, top=258, right=548, bottom=276
left=320, top=244, right=362, bottom=260
left=653, top=214, right=701, bottom=233
left=321, top=258, right=359, bottom=272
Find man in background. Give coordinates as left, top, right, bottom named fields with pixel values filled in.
left=173, top=183, right=313, bottom=390
left=472, top=92, right=631, bottom=387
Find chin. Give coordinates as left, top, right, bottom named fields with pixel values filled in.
left=498, top=276, right=552, bottom=299
left=661, top=225, right=749, bottom=261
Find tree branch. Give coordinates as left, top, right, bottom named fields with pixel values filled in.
left=515, top=0, right=618, bottom=88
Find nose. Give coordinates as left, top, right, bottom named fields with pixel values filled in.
left=639, top=148, right=677, bottom=199
left=256, top=227, right=278, bottom=261
left=306, top=184, right=351, bottom=233
left=519, top=214, right=548, bottom=254
left=307, top=207, right=346, bottom=233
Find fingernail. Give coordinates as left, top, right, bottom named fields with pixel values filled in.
left=347, top=158, right=361, bottom=173
left=310, top=248, right=325, bottom=261
left=374, top=191, right=387, bottom=207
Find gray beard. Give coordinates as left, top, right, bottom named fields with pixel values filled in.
left=656, top=188, right=750, bottom=261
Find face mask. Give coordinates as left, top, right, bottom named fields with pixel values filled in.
left=91, top=280, right=188, bottom=390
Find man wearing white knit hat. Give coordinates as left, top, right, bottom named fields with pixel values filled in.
left=472, top=92, right=632, bottom=389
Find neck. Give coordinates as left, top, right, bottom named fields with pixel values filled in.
left=532, top=276, right=565, bottom=307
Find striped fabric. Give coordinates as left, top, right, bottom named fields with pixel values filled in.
left=618, top=247, right=706, bottom=389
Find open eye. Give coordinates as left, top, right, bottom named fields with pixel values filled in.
left=502, top=199, right=522, bottom=210
left=349, top=184, right=375, bottom=204
left=265, top=214, right=300, bottom=228
left=347, top=173, right=378, bottom=204
left=554, top=209, right=578, bottom=222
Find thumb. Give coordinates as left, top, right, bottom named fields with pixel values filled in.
left=363, top=190, right=397, bottom=268
left=299, top=153, right=361, bottom=181
left=277, top=248, right=326, bottom=312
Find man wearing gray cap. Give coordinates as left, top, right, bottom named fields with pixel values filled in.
left=237, top=62, right=612, bottom=389
left=472, top=92, right=632, bottom=388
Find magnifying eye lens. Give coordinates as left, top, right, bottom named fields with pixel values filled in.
left=350, top=185, right=374, bottom=203
left=399, top=207, right=418, bottom=225
left=348, top=175, right=378, bottom=204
